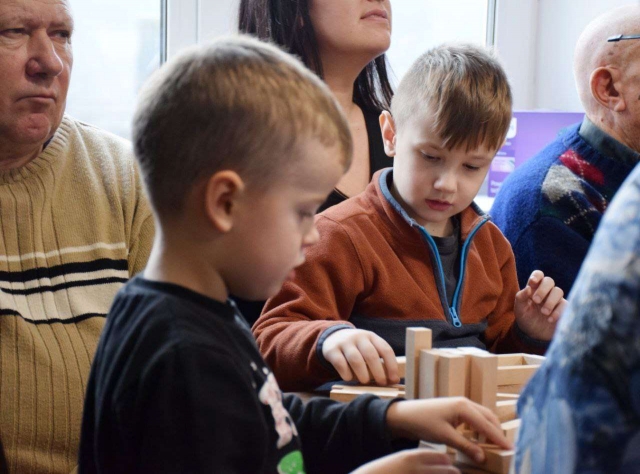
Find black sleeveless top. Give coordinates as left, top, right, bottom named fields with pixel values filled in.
left=234, top=106, right=393, bottom=327
left=317, top=107, right=393, bottom=213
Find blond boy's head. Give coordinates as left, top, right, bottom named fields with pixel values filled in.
left=391, top=43, right=512, bottom=152
left=381, top=44, right=512, bottom=237
left=133, top=36, right=352, bottom=299
left=133, top=35, right=352, bottom=217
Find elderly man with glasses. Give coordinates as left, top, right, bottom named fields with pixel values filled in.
left=0, top=1, right=154, bottom=473
left=490, top=5, right=640, bottom=298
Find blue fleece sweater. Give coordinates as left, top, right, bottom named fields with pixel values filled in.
left=490, top=122, right=637, bottom=294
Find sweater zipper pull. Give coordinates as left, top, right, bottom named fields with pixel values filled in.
left=450, top=307, right=462, bottom=327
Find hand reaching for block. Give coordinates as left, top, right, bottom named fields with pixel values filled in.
left=322, top=328, right=400, bottom=385
left=385, top=397, right=513, bottom=465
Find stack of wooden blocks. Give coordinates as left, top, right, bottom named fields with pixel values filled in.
left=330, top=328, right=544, bottom=474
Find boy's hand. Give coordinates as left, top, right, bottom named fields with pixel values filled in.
left=352, top=449, right=460, bottom=474
left=322, top=329, right=400, bottom=386
left=385, top=397, right=512, bottom=465
left=514, top=270, right=566, bottom=341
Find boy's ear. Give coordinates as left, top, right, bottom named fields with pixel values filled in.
left=590, top=67, right=626, bottom=112
left=379, top=111, right=398, bottom=157
left=203, top=170, right=245, bottom=233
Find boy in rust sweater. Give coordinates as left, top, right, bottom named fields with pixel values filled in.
left=254, top=44, right=567, bottom=392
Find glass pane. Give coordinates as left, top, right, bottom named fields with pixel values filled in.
left=387, top=0, right=489, bottom=83
left=65, top=0, right=162, bottom=139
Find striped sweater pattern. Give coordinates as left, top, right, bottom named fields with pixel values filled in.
left=0, top=116, right=154, bottom=474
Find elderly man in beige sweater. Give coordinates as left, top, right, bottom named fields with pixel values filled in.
left=0, top=1, right=154, bottom=472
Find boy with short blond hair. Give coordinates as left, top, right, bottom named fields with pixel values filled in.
left=254, top=44, right=567, bottom=392
left=78, top=37, right=511, bottom=474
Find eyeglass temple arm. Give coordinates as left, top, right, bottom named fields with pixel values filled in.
left=608, top=34, right=640, bottom=42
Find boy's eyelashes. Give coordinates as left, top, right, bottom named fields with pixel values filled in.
left=419, top=151, right=439, bottom=161
left=298, top=210, right=315, bottom=220
left=419, top=151, right=483, bottom=172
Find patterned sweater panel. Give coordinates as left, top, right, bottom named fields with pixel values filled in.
left=491, top=124, right=635, bottom=293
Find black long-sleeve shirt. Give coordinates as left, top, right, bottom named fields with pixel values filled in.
left=79, top=277, right=403, bottom=474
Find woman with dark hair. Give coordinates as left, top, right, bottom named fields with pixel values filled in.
left=239, top=0, right=394, bottom=212
left=236, top=0, right=395, bottom=326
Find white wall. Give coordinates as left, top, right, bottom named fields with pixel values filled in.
left=167, top=0, right=239, bottom=58
left=534, top=0, right=639, bottom=111
left=497, top=0, right=640, bottom=112
left=494, top=0, right=539, bottom=110
left=191, top=0, right=640, bottom=112
left=199, top=0, right=240, bottom=42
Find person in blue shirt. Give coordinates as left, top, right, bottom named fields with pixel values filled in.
left=516, top=155, right=640, bottom=473
left=491, top=5, right=640, bottom=295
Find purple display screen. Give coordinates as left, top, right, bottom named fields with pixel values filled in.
left=488, top=111, right=585, bottom=197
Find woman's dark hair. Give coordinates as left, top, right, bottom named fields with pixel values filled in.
left=238, top=0, right=393, bottom=112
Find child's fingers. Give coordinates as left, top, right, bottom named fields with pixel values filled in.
left=549, top=298, right=567, bottom=323
left=457, top=403, right=512, bottom=451
left=440, top=424, right=486, bottom=464
left=370, top=335, right=400, bottom=384
left=538, top=286, right=564, bottom=316
left=527, top=270, right=545, bottom=289
left=514, top=285, right=532, bottom=305
left=344, top=346, right=373, bottom=384
left=531, top=276, right=558, bottom=304
left=356, top=339, right=388, bottom=386
left=326, top=350, right=355, bottom=382
left=470, top=402, right=503, bottom=429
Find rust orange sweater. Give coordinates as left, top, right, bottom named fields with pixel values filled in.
left=254, top=169, right=547, bottom=391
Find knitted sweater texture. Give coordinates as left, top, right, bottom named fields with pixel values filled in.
left=0, top=116, right=154, bottom=474
left=491, top=123, right=636, bottom=294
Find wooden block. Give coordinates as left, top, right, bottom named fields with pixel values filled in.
left=469, top=352, right=498, bottom=409
left=419, top=441, right=456, bottom=463
left=496, top=392, right=520, bottom=401
left=523, top=354, right=545, bottom=365
left=496, top=384, right=524, bottom=395
left=329, top=384, right=405, bottom=403
left=405, top=328, right=432, bottom=399
left=497, top=365, right=539, bottom=386
left=456, top=444, right=514, bottom=474
left=419, top=350, right=439, bottom=399
left=497, top=354, right=524, bottom=366
left=369, top=356, right=406, bottom=382
left=501, top=419, right=521, bottom=444
left=396, top=356, right=406, bottom=379
left=418, top=440, right=448, bottom=452
left=495, top=400, right=518, bottom=422
left=437, top=351, right=467, bottom=397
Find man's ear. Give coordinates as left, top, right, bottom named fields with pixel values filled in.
left=379, top=111, right=398, bottom=157
left=203, top=170, right=245, bottom=233
left=590, top=67, right=626, bottom=112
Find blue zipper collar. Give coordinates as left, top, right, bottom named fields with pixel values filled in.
left=378, top=168, right=490, bottom=327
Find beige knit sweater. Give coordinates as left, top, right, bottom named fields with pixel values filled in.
left=0, top=116, right=154, bottom=473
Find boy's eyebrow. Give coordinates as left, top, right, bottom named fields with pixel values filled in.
left=469, top=154, right=494, bottom=161
left=416, top=140, right=443, bottom=150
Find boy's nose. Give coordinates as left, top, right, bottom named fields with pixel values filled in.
left=433, top=172, right=456, bottom=193
left=302, top=224, right=320, bottom=247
